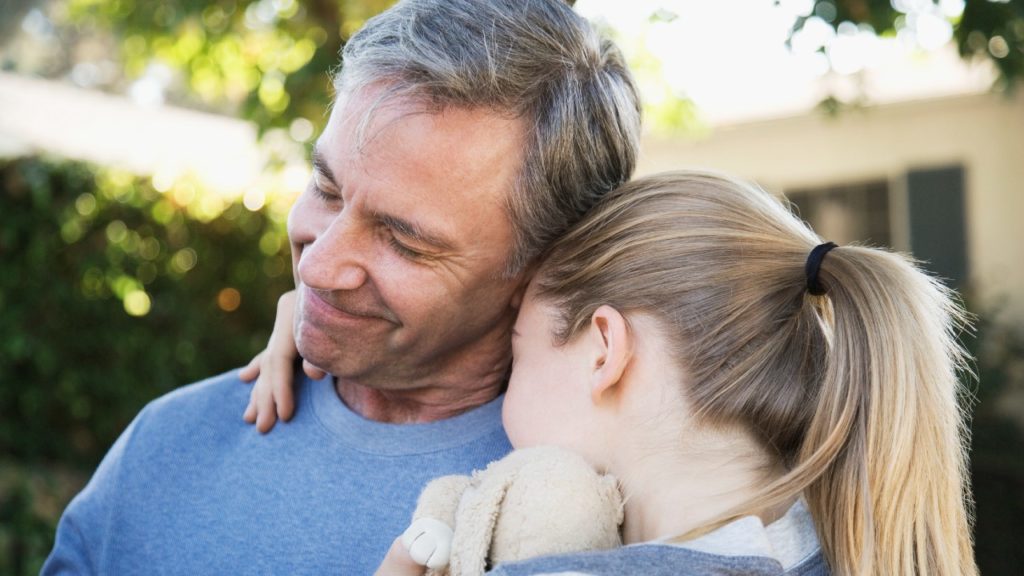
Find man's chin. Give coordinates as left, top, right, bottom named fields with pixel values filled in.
left=295, top=336, right=335, bottom=376
left=296, top=342, right=362, bottom=381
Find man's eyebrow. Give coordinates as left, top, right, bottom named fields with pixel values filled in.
left=375, top=212, right=455, bottom=251
left=311, top=146, right=338, bottom=186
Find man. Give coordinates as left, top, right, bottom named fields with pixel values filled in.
left=44, top=0, right=641, bottom=573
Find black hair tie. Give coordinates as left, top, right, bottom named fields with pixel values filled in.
left=805, top=242, right=838, bottom=296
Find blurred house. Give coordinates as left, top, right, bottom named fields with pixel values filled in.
left=638, top=48, right=1024, bottom=327
left=0, top=71, right=308, bottom=202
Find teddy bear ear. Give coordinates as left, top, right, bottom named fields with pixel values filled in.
left=600, top=474, right=626, bottom=525
left=447, top=469, right=517, bottom=576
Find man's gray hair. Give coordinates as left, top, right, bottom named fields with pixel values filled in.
left=335, top=0, right=642, bottom=275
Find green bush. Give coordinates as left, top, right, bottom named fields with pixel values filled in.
left=0, top=156, right=293, bottom=573
left=0, top=155, right=294, bottom=466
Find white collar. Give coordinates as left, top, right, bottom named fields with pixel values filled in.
left=640, top=499, right=821, bottom=570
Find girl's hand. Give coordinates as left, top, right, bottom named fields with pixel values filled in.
left=374, top=537, right=427, bottom=576
left=240, top=290, right=326, bottom=433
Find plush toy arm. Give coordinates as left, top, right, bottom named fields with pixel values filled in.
left=401, top=518, right=454, bottom=569
left=399, top=474, right=473, bottom=575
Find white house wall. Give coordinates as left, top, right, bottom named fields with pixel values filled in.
left=639, top=92, right=1024, bottom=322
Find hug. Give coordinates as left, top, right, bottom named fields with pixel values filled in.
left=45, top=1, right=976, bottom=575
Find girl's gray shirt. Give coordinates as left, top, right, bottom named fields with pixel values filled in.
left=490, top=499, right=829, bottom=575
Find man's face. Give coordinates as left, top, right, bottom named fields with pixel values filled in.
left=287, top=88, right=527, bottom=387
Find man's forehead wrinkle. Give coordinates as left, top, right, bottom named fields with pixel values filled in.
left=348, top=105, right=445, bottom=187
left=341, top=86, right=433, bottom=156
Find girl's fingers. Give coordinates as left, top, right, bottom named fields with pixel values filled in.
left=242, top=289, right=302, bottom=431
left=374, top=537, right=424, bottom=576
left=239, top=351, right=264, bottom=382
left=273, top=370, right=295, bottom=422
left=254, top=376, right=279, bottom=433
left=255, top=410, right=277, bottom=434
left=243, top=398, right=257, bottom=423
left=303, top=360, right=327, bottom=381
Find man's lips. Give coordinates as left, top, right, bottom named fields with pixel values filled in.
left=302, top=285, right=396, bottom=324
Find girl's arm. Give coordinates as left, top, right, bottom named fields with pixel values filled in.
left=374, top=537, right=427, bottom=576
left=375, top=519, right=453, bottom=576
left=240, top=290, right=325, bottom=433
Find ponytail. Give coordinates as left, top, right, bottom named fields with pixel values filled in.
left=798, top=246, right=976, bottom=576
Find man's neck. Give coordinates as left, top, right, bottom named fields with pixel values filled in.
left=330, top=298, right=520, bottom=423
left=334, top=374, right=506, bottom=423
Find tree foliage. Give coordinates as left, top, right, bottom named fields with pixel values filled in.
left=790, top=0, right=1024, bottom=90
left=53, top=0, right=397, bottom=136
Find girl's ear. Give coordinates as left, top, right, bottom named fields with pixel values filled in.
left=586, top=305, right=633, bottom=404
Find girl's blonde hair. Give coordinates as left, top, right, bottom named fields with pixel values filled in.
left=534, top=171, right=976, bottom=576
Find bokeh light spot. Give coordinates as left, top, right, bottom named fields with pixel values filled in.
left=259, top=74, right=285, bottom=106
left=150, top=169, right=175, bottom=191
left=243, top=189, right=266, bottom=211
left=173, top=182, right=196, bottom=206
left=151, top=199, right=175, bottom=224
left=289, top=117, right=314, bottom=142
left=814, top=1, right=837, bottom=22
left=75, top=193, right=97, bottom=216
left=217, top=287, right=242, bottom=312
left=139, top=237, right=162, bottom=260
left=124, top=289, right=152, bottom=317
left=259, top=231, right=282, bottom=255
left=194, top=194, right=227, bottom=221
left=171, top=248, right=198, bottom=273
left=61, top=220, right=84, bottom=244
left=989, top=36, right=1010, bottom=59
left=915, top=12, right=953, bottom=51
left=106, top=220, right=128, bottom=244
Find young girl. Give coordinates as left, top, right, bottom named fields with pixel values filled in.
left=242, top=171, right=977, bottom=575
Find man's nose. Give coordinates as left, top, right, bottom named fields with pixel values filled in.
left=295, top=210, right=370, bottom=291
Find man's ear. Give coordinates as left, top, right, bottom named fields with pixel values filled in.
left=586, top=305, right=633, bottom=404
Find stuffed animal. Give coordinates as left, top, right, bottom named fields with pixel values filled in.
left=398, top=446, right=624, bottom=576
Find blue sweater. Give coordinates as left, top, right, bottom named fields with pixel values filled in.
left=43, top=370, right=512, bottom=575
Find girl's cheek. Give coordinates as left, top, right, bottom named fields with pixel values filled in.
left=501, top=383, right=535, bottom=449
